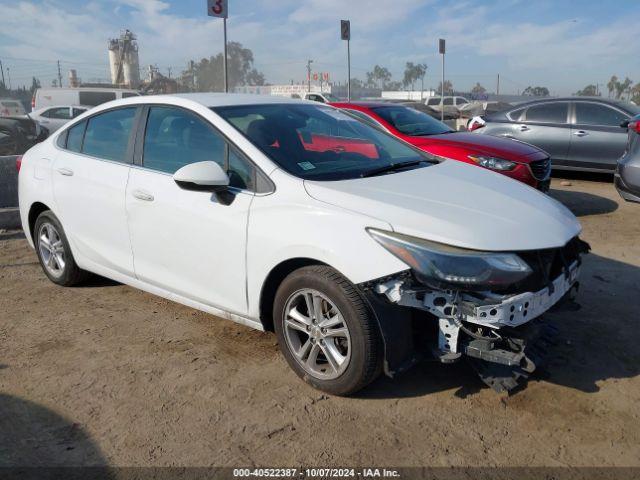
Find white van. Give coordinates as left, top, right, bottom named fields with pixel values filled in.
left=32, top=87, right=140, bottom=111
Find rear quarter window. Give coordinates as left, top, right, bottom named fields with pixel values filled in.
left=508, top=107, right=526, bottom=121
left=64, top=120, right=87, bottom=152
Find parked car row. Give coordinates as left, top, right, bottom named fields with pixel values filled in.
left=329, top=101, right=551, bottom=190
left=19, top=93, right=588, bottom=395
left=0, top=87, right=142, bottom=156
left=468, top=97, right=639, bottom=172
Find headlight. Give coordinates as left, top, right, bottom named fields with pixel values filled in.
left=468, top=155, right=517, bottom=171
left=367, top=228, right=532, bottom=290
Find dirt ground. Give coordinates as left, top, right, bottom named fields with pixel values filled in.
left=0, top=175, right=639, bottom=469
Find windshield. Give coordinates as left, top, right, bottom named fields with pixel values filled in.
left=323, top=94, right=340, bottom=102
left=214, top=104, right=433, bottom=181
left=372, top=106, right=452, bottom=136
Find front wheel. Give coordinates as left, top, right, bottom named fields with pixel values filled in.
left=273, top=265, right=383, bottom=396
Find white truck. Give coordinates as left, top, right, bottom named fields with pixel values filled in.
left=32, top=87, right=140, bottom=111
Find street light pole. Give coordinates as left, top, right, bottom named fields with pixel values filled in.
left=347, top=39, right=351, bottom=102
left=223, top=17, right=228, bottom=93
left=307, top=59, right=313, bottom=93
left=439, top=38, right=446, bottom=122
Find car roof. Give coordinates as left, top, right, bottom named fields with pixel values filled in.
left=510, top=96, right=633, bottom=108
left=35, top=105, right=91, bottom=110
left=331, top=101, right=401, bottom=109
left=171, top=93, right=310, bottom=107
left=92, top=93, right=314, bottom=110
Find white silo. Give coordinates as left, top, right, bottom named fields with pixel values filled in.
left=108, top=38, right=121, bottom=85
left=108, top=30, right=141, bottom=89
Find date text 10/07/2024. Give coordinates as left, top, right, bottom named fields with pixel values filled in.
left=232, top=468, right=401, bottom=478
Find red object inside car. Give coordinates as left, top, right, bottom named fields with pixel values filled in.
left=468, top=120, right=484, bottom=132
left=631, top=121, right=640, bottom=134
left=330, top=102, right=550, bottom=190
left=16, top=155, right=23, bottom=172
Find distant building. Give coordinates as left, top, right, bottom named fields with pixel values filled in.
left=108, top=30, right=141, bottom=89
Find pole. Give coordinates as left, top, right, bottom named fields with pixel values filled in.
left=7, top=67, right=11, bottom=90
left=223, top=17, right=228, bottom=93
left=441, top=53, right=445, bottom=122
left=57, top=60, right=63, bottom=88
left=0, top=60, right=5, bottom=88
left=347, top=39, right=351, bottom=102
left=496, top=73, right=500, bottom=97
left=307, top=59, right=313, bottom=93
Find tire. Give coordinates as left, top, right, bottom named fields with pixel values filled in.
left=33, top=211, right=88, bottom=286
left=273, top=265, right=382, bottom=396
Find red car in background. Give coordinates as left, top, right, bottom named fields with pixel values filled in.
left=330, top=102, right=551, bottom=191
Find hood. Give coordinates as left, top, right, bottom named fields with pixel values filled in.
left=411, top=131, right=548, bottom=163
left=304, top=160, right=580, bottom=252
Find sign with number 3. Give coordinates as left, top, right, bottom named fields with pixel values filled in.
left=207, top=0, right=228, bottom=18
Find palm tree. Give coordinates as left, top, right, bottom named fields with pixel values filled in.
left=607, top=75, right=619, bottom=99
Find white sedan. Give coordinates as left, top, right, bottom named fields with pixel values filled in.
left=29, top=105, right=89, bottom=133
left=18, top=94, right=587, bottom=395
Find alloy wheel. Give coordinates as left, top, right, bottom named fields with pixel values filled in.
left=283, top=288, right=351, bottom=380
left=38, top=222, right=66, bottom=278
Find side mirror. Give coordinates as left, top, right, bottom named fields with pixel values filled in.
left=620, top=119, right=630, bottom=129
left=173, top=161, right=229, bottom=191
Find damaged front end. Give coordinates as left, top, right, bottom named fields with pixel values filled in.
left=360, top=229, right=590, bottom=393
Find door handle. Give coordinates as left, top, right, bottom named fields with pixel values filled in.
left=573, top=130, right=588, bottom=137
left=518, top=125, right=530, bottom=132
left=132, top=189, right=154, bottom=202
left=56, top=167, right=74, bottom=176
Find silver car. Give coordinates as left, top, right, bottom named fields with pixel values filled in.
left=615, top=114, right=640, bottom=203
left=471, top=97, right=640, bottom=172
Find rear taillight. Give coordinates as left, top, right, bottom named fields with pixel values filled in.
left=31, top=95, right=35, bottom=110
left=631, top=121, right=640, bottom=134
left=16, top=155, right=23, bottom=172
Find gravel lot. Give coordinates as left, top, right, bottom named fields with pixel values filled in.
left=0, top=175, right=639, bottom=469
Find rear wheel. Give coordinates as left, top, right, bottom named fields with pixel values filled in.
left=34, top=211, right=87, bottom=286
left=273, top=265, right=382, bottom=396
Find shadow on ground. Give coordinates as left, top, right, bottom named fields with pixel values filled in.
left=549, top=188, right=618, bottom=217
left=0, top=393, right=113, bottom=476
left=0, top=231, right=25, bottom=241
left=552, top=170, right=614, bottom=183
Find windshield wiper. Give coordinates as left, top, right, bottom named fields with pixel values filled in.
left=361, top=160, right=427, bottom=178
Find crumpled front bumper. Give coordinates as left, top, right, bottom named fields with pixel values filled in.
left=360, top=246, right=585, bottom=390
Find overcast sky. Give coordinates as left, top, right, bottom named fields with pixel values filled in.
left=0, top=0, right=638, bottom=95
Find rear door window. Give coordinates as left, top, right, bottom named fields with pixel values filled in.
left=443, top=98, right=454, bottom=106
left=82, top=108, right=136, bottom=162
left=574, top=103, right=628, bottom=127
left=524, top=103, right=569, bottom=124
